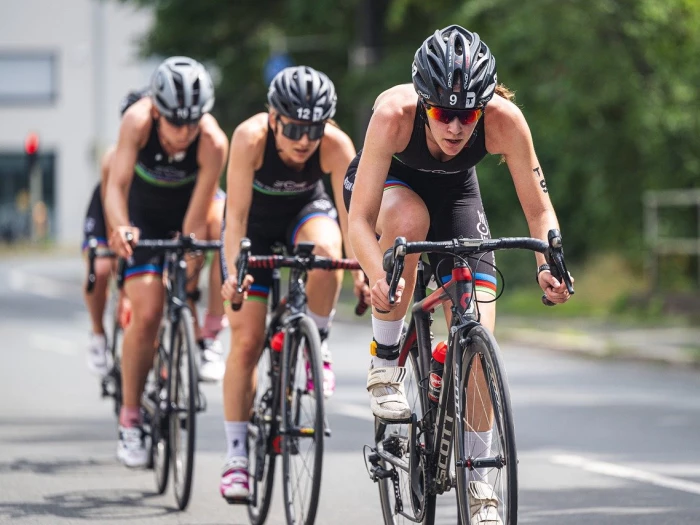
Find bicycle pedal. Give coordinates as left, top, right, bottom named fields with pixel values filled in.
left=224, top=495, right=253, bottom=505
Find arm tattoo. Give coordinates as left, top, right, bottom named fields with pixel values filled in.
left=533, top=166, right=548, bottom=193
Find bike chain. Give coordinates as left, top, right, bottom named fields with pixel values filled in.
left=390, top=467, right=403, bottom=513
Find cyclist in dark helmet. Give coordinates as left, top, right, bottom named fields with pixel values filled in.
left=105, top=56, right=229, bottom=469
left=219, top=65, right=367, bottom=500
left=344, top=26, right=573, bottom=523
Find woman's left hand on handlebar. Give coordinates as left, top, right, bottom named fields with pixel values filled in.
left=538, top=270, right=574, bottom=304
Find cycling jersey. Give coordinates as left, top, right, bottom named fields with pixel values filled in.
left=221, top=125, right=337, bottom=301
left=343, top=101, right=497, bottom=297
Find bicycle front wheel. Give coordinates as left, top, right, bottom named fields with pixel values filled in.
left=247, top=344, right=277, bottom=525
left=169, top=307, right=198, bottom=510
left=281, top=315, right=324, bottom=525
left=455, top=325, right=517, bottom=525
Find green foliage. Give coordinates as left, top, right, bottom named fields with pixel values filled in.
left=120, top=0, right=700, bottom=287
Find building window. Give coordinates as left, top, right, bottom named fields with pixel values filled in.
left=0, top=52, right=58, bottom=105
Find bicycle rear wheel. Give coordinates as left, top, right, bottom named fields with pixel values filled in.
left=247, top=344, right=277, bottom=524
left=375, top=343, right=435, bottom=525
left=455, top=325, right=517, bottom=525
left=281, top=315, right=324, bottom=525
left=169, top=308, right=197, bottom=510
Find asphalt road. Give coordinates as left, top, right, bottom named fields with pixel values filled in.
left=1, top=254, right=699, bottom=524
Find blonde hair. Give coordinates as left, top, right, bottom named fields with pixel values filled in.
left=495, top=83, right=515, bottom=102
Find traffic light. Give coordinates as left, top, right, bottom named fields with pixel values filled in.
left=25, top=132, right=39, bottom=171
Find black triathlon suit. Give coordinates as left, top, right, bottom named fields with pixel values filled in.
left=343, top=101, right=497, bottom=296
left=125, top=120, right=200, bottom=279
left=81, top=89, right=225, bottom=275
left=220, top=124, right=337, bottom=303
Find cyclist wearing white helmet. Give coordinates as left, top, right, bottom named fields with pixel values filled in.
left=105, top=56, right=229, bottom=468
left=218, top=65, right=368, bottom=500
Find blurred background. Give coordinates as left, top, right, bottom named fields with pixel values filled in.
left=0, top=1, right=699, bottom=523
left=2, top=0, right=699, bottom=322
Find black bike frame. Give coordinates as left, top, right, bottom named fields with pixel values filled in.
left=390, top=258, right=482, bottom=495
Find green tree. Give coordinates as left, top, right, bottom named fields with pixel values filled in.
left=121, top=0, right=700, bottom=283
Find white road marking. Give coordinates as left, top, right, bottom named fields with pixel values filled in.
left=330, top=402, right=375, bottom=422
left=552, top=454, right=700, bottom=496
left=29, top=333, right=78, bottom=356
left=8, top=269, right=75, bottom=300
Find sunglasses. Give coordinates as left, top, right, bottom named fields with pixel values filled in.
left=423, top=102, right=483, bottom=126
left=277, top=116, right=326, bottom=141
left=164, top=116, right=200, bottom=129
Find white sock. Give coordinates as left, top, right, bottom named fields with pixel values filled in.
left=224, top=421, right=248, bottom=459
left=466, top=430, right=493, bottom=482
left=371, top=316, right=404, bottom=368
left=307, top=308, right=334, bottom=332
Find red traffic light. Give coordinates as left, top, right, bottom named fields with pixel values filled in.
left=25, top=132, right=39, bottom=156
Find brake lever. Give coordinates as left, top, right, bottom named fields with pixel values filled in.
left=232, top=238, right=252, bottom=311
left=387, top=237, right=407, bottom=306
left=542, top=229, right=574, bottom=306
left=86, top=237, right=98, bottom=293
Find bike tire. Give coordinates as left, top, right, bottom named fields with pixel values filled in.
left=109, top=313, right=123, bottom=418
left=375, top=343, right=436, bottom=525
left=247, top=345, right=277, bottom=525
left=170, top=308, right=198, bottom=510
left=152, top=337, right=170, bottom=495
left=454, top=325, right=518, bottom=525
left=281, top=315, right=324, bottom=525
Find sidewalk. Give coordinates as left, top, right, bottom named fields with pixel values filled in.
left=496, top=315, right=700, bottom=367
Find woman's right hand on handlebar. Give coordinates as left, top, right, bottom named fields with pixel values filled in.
left=371, top=275, right=404, bottom=314
left=221, top=274, right=255, bottom=311
left=109, top=226, right=140, bottom=259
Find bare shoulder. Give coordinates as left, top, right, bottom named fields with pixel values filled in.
left=231, top=113, right=268, bottom=150
left=198, top=114, right=229, bottom=152
left=229, top=112, right=268, bottom=170
left=320, top=123, right=356, bottom=160
left=119, top=97, right=152, bottom=145
left=484, top=95, right=530, bottom=155
left=368, top=84, right=417, bottom=153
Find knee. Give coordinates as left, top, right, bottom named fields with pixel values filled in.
left=312, top=235, right=342, bottom=259
left=131, top=302, right=162, bottom=332
left=94, top=260, right=112, bottom=285
left=381, top=202, right=429, bottom=241
left=230, top=332, right=265, bottom=370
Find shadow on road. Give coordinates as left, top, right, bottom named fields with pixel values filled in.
left=0, top=488, right=177, bottom=521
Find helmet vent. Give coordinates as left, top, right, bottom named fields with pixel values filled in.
left=192, top=77, right=200, bottom=106
left=172, top=72, right=185, bottom=107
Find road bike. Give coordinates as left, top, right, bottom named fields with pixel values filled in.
left=230, top=238, right=365, bottom=525
left=87, top=234, right=222, bottom=510
left=364, top=229, right=574, bottom=524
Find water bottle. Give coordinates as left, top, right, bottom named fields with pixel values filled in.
left=428, top=341, right=448, bottom=404
left=271, top=331, right=285, bottom=352
left=270, top=331, right=284, bottom=376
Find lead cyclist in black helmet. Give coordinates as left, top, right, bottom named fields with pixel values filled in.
left=219, top=65, right=368, bottom=500
left=344, top=26, right=573, bottom=523
left=105, top=56, right=229, bottom=469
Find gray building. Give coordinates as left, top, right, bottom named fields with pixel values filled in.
left=0, top=0, right=155, bottom=245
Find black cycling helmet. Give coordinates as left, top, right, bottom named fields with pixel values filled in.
left=150, top=56, right=214, bottom=123
left=412, top=25, right=497, bottom=109
left=267, top=66, right=337, bottom=122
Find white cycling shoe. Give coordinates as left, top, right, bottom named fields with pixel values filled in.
left=366, top=366, right=411, bottom=421
left=87, top=333, right=109, bottom=377
left=468, top=481, right=503, bottom=525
